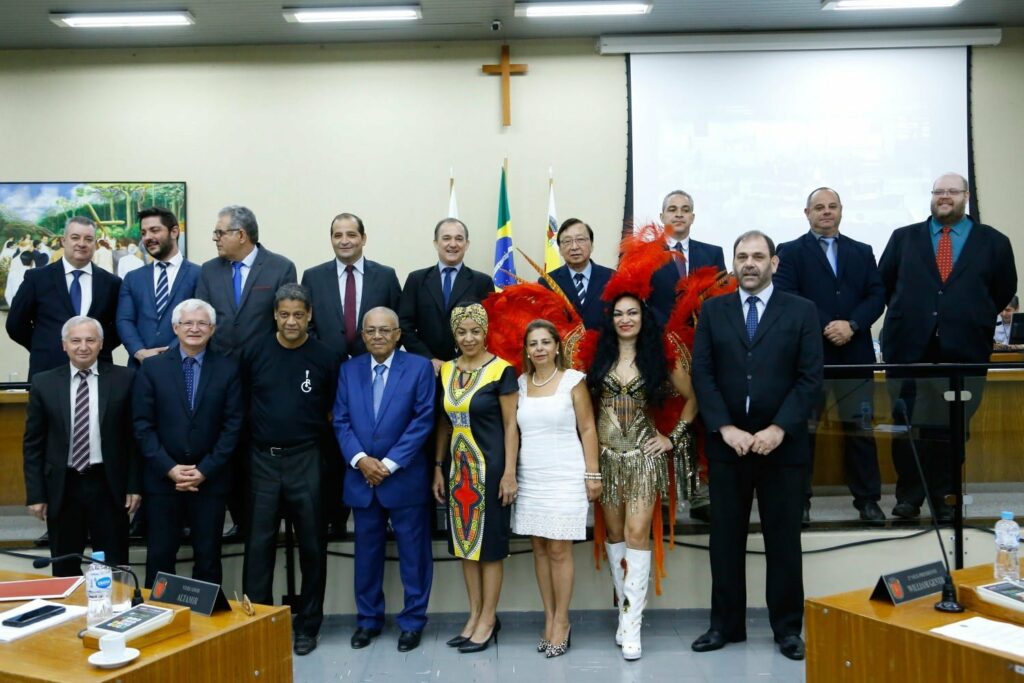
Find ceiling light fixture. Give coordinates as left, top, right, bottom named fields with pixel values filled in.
left=50, top=11, right=195, bottom=28
left=822, top=0, right=962, bottom=10
left=514, top=2, right=652, bottom=18
left=283, top=6, right=422, bottom=23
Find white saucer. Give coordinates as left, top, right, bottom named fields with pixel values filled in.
left=88, top=648, right=140, bottom=668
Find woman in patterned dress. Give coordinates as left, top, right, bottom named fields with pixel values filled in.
left=587, top=293, right=698, bottom=660
left=432, top=303, right=519, bottom=653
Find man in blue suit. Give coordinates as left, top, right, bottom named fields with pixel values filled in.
left=649, top=190, right=727, bottom=323
left=117, top=207, right=200, bottom=367
left=333, top=306, right=435, bottom=653
left=538, top=218, right=614, bottom=330
left=775, top=188, right=886, bottom=523
left=133, top=298, right=243, bottom=587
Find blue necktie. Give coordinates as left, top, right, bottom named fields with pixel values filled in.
left=69, top=270, right=84, bottom=315
left=155, top=262, right=170, bottom=317
left=745, top=296, right=760, bottom=341
left=183, top=356, right=197, bottom=410
left=442, top=267, right=455, bottom=309
left=372, top=364, right=386, bottom=418
left=574, top=272, right=586, bottom=305
left=673, top=242, right=687, bottom=277
left=819, top=236, right=837, bottom=275
left=232, top=261, right=243, bottom=307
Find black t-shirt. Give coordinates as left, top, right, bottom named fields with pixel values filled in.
left=240, top=333, right=340, bottom=446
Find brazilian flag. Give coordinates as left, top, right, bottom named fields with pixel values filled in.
left=493, top=166, right=517, bottom=290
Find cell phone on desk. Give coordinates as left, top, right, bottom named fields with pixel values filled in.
left=2, top=604, right=66, bottom=627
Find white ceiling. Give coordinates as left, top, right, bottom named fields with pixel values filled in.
left=1, top=0, right=1022, bottom=49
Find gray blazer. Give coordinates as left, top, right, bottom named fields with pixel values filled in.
left=195, top=244, right=297, bottom=356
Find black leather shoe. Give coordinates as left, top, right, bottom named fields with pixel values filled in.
left=446, top=634, right=470, bottom=647
left=351, top=627, right=382, bottom=649
left=776, top=634, right=805, bottom=661
left=458, top=618, right=501, bottom=653
left=294, top=634, right=318, bottom=655
left=691, top=629, right=744, bottom=652
left=892, top=502, right=921, bottom=519
left=689, top=505, right=712, bottom=523
left=397, top=630, right=422, bottom=652
left=857, top=500, right=886, bottom=523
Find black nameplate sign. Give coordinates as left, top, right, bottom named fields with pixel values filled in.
left=870, top=561, right=946, bottom=605
left=149, top=572, right=230, bottom=616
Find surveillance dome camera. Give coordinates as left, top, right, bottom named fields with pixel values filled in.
left=491, top=20, right=502, bottom=31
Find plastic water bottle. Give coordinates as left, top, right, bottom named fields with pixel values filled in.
left=86, top=550, right=113, bottom=626
left=995, top=511, right=1020, bottom=582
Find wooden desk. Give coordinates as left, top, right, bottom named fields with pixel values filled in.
left=806, top=564, right=1023, bottom=683
left=0, top=570, right=293, bottom=682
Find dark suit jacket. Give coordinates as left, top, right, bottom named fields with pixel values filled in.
left=539, top=261, right=615, bottom=330
left=650, top=239, right=726, bottom=323
left=332, top=351, right=436, bottom=509
left=116, top=259, right=201, bottom=367
left=691, top=289, right=824, bottom=465
left=399, top=264, right=494, bottom=361
left=195, top=244, right=297, bottom=356
left=23, top=362, right=138, bottom=518
left=132, top=348, right=243, bottom=497
left=6, top=262, right=121, bottom=378
left=775, top=231, right=885, bottom=365
left=878, top=218, right=1017, bottom=363
left=302, top=258, right=402, bottom=359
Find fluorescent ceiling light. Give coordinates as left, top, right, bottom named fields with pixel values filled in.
left=822, top=0, right=962, bottom=10
left=515, top=2, right=652, bottom=18
left=50, top=11, right=195, bottom=28
left=283, top=6, right=422, bottom=23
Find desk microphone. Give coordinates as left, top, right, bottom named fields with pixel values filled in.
left=33, top=553, right=145, bottom=607
left=893, top=398, right=964, bottom=613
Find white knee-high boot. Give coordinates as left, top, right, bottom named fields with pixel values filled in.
left=605, top=541, right=627, bottom=646
left=620, top=548, right=651, bottom=661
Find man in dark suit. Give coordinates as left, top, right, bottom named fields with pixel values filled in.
left=117, top=207, right=200, bottom=368
left=775, top=188, right=886, bottom=523
left=399, top=218, right=494, bottom=373
left=133, top=299, right=243, bottom=586
left=690, top=231, right=823, bottom=661
left=538, top=218, right=614, bottom=330
left=301, top=212, right=401, bottom=539
left=23, top=316, right=140, bottom=576
left=649, top=190, right=727, bottom=323
left=879, top=172, right=1017, bottom=521
left=333, top=306, right=435, bottom=652
left=195, top=205, right=298, bottom=357
left=7, top=216, right=121, bottom=379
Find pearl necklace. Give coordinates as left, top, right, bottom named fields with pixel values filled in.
left=531, top=368, right=559, bottom=387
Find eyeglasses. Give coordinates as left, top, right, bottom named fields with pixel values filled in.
left=931, top=189, right=966, bottom=197
left=176, top=320, right=212, bottom=329
left=363, top=327, right=397, bottom=337
left=212, top=228, right=241, bottom=238
left=558, top=237, right=591, bottom=247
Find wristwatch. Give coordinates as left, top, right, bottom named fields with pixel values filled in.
left=848, top=320, right=860, bottom=333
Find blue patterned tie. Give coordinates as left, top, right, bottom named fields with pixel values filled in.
left=183, top=356, right=197, bottom=410
left=574, top=272, right=586, bottom=305
left=232, top=261, right=243, bottom=307
left=819, top=237, right=837, bottom=275
left=155, top=262, right=170, bottom=317
left=372, top=364, right=386, bottom=418
left=442, top=267, right=455, bottom=309
left=69, top=270, right=84, bottom=315
left=745, top=296, right=760, bottom=341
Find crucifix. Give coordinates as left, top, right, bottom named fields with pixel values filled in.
left=482, top=45, right=528, bottom=127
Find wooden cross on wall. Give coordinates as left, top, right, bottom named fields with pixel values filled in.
left=482, top=45, right=528, bottom=127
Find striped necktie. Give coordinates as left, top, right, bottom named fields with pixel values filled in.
left=155, top=262, right=170, bottom=317
left=70, top=370, right=91, bottom=472
left=573, top=272, right=586, bottom=305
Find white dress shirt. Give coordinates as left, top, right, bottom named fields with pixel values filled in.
left=350, top=352, right=400, bottom=473
left=62, top=258, right=93, bottom=316
left=67, top=362, right=102, bottom=466
left=336, top=256, right=366, bottom=321
left=152, top=251, right=184, bottom=294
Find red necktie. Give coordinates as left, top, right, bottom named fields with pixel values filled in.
left=344, top=265, right=357, bottom=345
left=936, top=227, right=953, bottom=282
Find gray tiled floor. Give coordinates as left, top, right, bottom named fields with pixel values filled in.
left=293, top=611, right=806, bottom=683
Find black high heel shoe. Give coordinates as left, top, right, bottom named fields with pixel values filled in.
left=546, top=628, right=571, bottom=658
left=446, top=634, right=470, bottom=647
left=458, top=617, right=501, bottom=653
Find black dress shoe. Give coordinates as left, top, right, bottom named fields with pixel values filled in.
left=691, top=629, right=744, bottom=652
left=397, top=630, right=422, bottom=652
left=857, top=500, right=886, bottom=523
left=446, top=634, right=470, bottom=647
left=294, top=634, right=318, bottom=655
left=892, top=502, right=920, bottom=520
left=689, top=505, right=712, bottom=523
left=351, top=627, right=382, bottom=649
left=776, top=634, right=805, bottom=661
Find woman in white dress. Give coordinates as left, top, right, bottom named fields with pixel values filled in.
left=514, top=319, right=601, bottom=658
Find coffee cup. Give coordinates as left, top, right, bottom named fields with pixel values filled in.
left=99, top=633, right=127, bottom=660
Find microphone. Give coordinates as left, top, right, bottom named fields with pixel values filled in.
left=893, top=398, right=964, bottom=613
left=33, top=553, right=145, bottom=607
